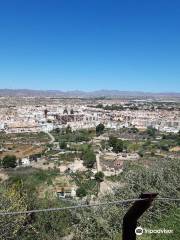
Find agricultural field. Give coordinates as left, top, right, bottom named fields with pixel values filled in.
left=0, top=132, right=50, bottom=159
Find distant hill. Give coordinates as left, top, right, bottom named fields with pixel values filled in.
left=0, top=89, right=179, bottom=99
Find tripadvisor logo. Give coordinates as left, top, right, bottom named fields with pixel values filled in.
left=135, top=226, right=173, bottom=236
left=135, top=227, right=143, bottom=236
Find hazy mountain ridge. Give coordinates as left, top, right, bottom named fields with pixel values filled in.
left=0, top=89, right=179, bottom=98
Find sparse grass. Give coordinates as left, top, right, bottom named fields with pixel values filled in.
left=0, top=132, right=49, bottom=144
left=6, top=167, right=59, bottom=189
left=51, top=128, right=95, bottom=143
left=0, top=132, right=49, bottom=159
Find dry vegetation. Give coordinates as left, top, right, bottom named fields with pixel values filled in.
left=0, top=132, right=49, bottom=158
left=0, top=144, right=45, bottom=159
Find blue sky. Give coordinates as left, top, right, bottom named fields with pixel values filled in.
left=0, top=0, right=180, bottom=92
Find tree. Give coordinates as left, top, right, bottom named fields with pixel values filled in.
left=114, top=139, right=123, bottom=153
left=83, top=149, right=96, bottom=168
left=0, top=183, right=27, bottom=239
left=160, top=144, right=169, bottom=151
left=18, top=195, right=73, bottom=239
left=109, top=136, right=117, bottom=148
left=95, top=104, right=103, bottom=108
left=153, top=207, right=180, bottom=240
left=70, top=109, right=74, bottom=114
left=63, top=108, right=68, bottom=114
left=96, top=123, right=105, bottom=136
left=55, top=128, right=60, bottom=134
left=147, top=126, right=157, bottom=138
left=100, top=140, right=108, bottom=150
left=177, top=137, right=180, bottom=145
left=95, top=171, right=104, bottom=183
left=73, top=158, right=180, bottom=240
left=2, top=155, right=17, bottom=168
left=60, top=141, right=67, bottom=149
left=76, top=187, right=87, bottom=198
left=138, top=150, right=144, bottom=158
left=66, top=125, right=72, bottom=134
left=95, top=171, right=104, bottom=195
left=109, top=136, right=123, bottom=153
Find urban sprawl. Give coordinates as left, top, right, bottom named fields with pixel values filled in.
left=0, top=96, right=180, bottom=239
left=0, top=97, right=179, bottom=134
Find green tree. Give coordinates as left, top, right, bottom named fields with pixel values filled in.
left=109, top=136, right=123, bottom=153
left=60, top=141, right=67, bottom=149
left=66, top=125, right=72, bottom=134
left=109, top=136, right=117, bottom=147
left=73, top=158, right=180, bottom=240
left=138, top=150, right=144, bottom=158
left=83, top=149, right=96, bottom=168
left=18, top=197, right=73, bottom=240
left=96, top=123, right=105, bottom=136
left=2, top=155, right=17, bottom=168
left=153, top=207, right=180, bottom=240
left=95, top=171, right=104, bottom=183
left=76, top=187, right=87, bottom=198
left=147, top=126, right=157, bottom=138
left=160, top=143, right=169, bottom=151
left=114, top=139, right=123, bottom=153
left=55, top=128, right=60, bottom=134
left=95, top=104, right=103, bottom=108
left=95, top=171, right=104, bottom=195
left=0, top=183, right=27, bottom=239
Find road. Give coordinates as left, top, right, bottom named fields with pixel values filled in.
left=96, top=152, right=112, bottom=195
left=96, top=153, right=102, bottom=172
left=44, top=131, right=55, bottom=144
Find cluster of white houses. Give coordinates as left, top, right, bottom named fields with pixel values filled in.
left=0, top=104, right=179, bottom=133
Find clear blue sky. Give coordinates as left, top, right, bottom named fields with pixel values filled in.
left=0, top=0, right=180, bottom=92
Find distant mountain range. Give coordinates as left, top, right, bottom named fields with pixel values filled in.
left=0, top=89, right=179, bottom=98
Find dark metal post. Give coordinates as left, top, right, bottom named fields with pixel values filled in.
left=122, top=192, right=158, bottom=240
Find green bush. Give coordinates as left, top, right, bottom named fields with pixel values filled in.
left=109, top=136, right=124, bottom=153
left=2, top=155, right=17, bottom=168
left=76, top=187, right=87, bottom=198
left=82, top=149, right=96, bottom=168
left=96, top=123, right=105, bottom=136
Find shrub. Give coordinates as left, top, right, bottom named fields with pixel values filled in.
left=2, top=155, right=17, bottom=168
left=76, top=187, right=87, bottom=198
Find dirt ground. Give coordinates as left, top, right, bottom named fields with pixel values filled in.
left=100, top=180, right=124, bottom=195
left=170, top=146, right=180, bottom=152
left=0, top=144, right=45, bottom=159
left=0, top=171, right=9, bottom=181
left=31, top=159, right=55, bottom=170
